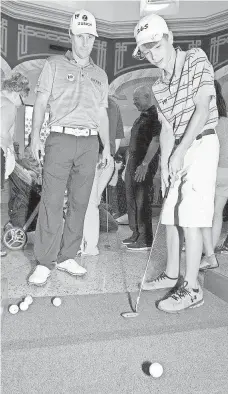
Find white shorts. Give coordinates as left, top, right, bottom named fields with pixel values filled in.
left=162, top=134, right=219, bottom=228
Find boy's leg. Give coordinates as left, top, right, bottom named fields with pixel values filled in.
left=142, top=224, right=180, bottom=290
left=165, top=224, right=183, bottom=278
left=184, top=227, right=203, bottom=288
left=212, top=195, right=228, bottom=247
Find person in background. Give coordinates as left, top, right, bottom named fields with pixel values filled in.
left=1, top=72, right=30, bottom=257
left=123, top=85, right=161, bottom=251
left=28, top=10, right=111, bottom=286
left=218, top=233, right=228, bottom=254
left=80, top=95, right=124, bottom=255
left=13, top=141, right=20, bottom=161
left=200, top=80, right=228, bottom=268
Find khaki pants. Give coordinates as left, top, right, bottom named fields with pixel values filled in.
left=81, top=157, right=115, bottom=250
left=34, top=132, right=99, bottom=268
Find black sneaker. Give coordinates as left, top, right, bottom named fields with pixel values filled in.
left=122, top=233, right=139, bottom=245
left=126, top=240, right=151, bottom=251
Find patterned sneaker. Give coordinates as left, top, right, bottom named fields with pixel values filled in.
left=57, top=259, right=87, bottom=276
left=142, top=272, right=178, bottom=291
left=157, top=281, right=204, bottom=313
left=199, top=254, right=219, bottom=271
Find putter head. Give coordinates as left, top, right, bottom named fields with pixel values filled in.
left=121, top=311, right=139, bottom=318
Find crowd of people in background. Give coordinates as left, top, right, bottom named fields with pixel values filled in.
left=1, top=10, right=228, bottom=314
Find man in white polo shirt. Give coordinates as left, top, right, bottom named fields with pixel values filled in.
left=133, top=14, right=219, bottom=313
left=28, top=10, right=111, bottom=286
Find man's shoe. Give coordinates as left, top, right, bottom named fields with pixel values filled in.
left=157, top=281, right=204, bottom=313
left=126, top=240, right=151, bottom=251
left=122, top=233, right=139, bottom=245
left=28, top=265, right=51, bottom=286
left=199, top=254, right=219, bottom=271
left=142, top=271, right=178, bottom=291
left=57, top=259, right=87, bottom=276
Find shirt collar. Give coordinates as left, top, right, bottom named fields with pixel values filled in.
left=141, top=106, right=155, bottom=117
left=64, top=50, right=95, bottom=67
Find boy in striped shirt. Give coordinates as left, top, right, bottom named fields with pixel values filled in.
left=133, top=14, right=219, bottom=313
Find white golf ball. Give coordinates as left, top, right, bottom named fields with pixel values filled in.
left=19, top=301, right=29, bottom=311
left=24, top=295, right=33, bottom=305
left=52, top=297, right=61, bottom=307
left=149, top=363, right=163, bottom=378
left=9, top=305, right=19, bottom=315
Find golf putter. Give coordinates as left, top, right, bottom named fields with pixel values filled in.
left=121, top=185, right=170, bottom=318
left=104, top=186, right=111, bottom=249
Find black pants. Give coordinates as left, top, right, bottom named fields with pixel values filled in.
left=125, top=156, right=154, bottom=244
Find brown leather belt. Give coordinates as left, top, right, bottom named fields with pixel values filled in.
left=174, top=129, right=215, bottom=146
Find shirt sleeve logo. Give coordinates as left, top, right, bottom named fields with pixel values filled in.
left=67, top=73, right=75, bottom=81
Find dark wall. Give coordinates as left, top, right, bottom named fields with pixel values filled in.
left=1, top=13, right=228, bottom=82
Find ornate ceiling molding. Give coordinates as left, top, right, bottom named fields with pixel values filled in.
left=2, top=1, right=228, bottom=38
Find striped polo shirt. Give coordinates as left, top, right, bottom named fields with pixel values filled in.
left=152, top=48, right=218, bottom=138
left=35, top=51, right=109, bottom=130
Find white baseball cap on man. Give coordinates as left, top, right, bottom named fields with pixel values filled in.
left=133, top=14, right=169, bottom=57
left=70, top=9, right=98, bottom=37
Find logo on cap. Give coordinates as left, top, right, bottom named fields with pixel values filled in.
left=82, top=15, right=88, bottom=21
left=67, top=74, right=75, bottom=82
left=137, top=23, right=148, bottom=35
left=75, top=14, right=80, bottom=19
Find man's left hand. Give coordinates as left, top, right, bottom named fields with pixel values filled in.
left=168, top=150, right=185, bottom=186
left=100, top=146, right=112, bottom=169
left=134, top=163, right=148, bottom=182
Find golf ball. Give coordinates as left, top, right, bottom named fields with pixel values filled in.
left=149, top=363, right=163, bottom=378
left=19, top=301, right=29, bottom=311
left=9, top=305, right=19, bottom=314
left=52, top=297, right=61, bottom=307
left=24, top=295, right=33, bottom=305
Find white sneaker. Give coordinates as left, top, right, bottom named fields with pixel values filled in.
left=157, top=281, right=204, bottom=313
left=142, top=272, right=178, bottom=291
left=28, top=265, right=51, bottom=286
left=57, top=259, right=87, bottom=276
